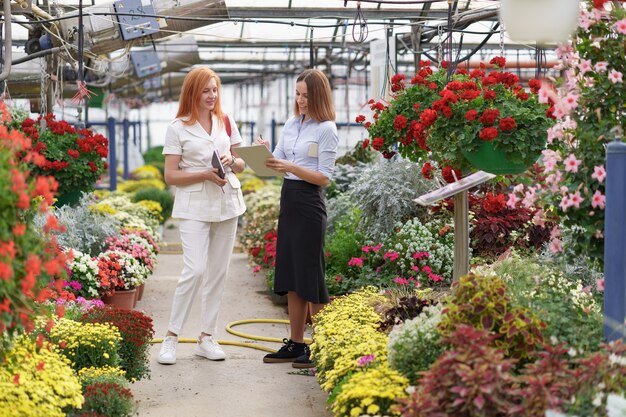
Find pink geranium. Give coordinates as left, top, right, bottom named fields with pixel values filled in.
left=347, top=257, right=363, bottom=267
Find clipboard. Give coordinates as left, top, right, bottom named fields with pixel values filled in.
left=235, top=145, right=285, bottom=177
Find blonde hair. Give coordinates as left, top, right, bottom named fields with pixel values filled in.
left=176, top=67, right=224, bottom=127
left=293, top=69, right=336, bottom=122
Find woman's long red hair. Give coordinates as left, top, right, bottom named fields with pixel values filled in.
left=176, top=67, right=224, bottom=127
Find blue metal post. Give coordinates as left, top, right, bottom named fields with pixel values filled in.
left=122, top=119, right=130, bottom=180
left=271, top=118, right=276, bottom=151
left=107, top=117, right=117, bottom=191
left=603, top=134, right=626, bottom=342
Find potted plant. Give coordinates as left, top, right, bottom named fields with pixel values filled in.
left=358, top=58, right=555, bottom=177
left=15, top=113, right=109, bottom=205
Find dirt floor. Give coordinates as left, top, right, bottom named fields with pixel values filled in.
left=131, top=220, right=331, bottom=417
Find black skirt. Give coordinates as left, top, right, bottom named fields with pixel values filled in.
left=273, top=179, right=330, bottom=304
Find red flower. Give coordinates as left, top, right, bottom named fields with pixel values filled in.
left=67, top=149, right=80, bottom=159
left=465, top=110, right=478, bottom=121
left=479, top=126, right=499, bottom=141
left=421, top=162, right=434, bottom=180
left=372, top=137, right=385, bottom=151
left=483, top=192, right=506, bottom=213
left=489, top=56, right=507, bottom=68
left=483, top=89, right=497, bottom=100
left=528, top=78, right=541, bottom=93
left=479, top=109, right=500, bottom=126
left=393, top=115, right=408, bottom=131
left=499, top=117, right=517, bottom=132
left=442, top=166, right=462, bottom=183
left=355, top=115, right=366, bottom=124
left=420, top=109, right=438, bottom=127
left=516, top=91, right=529, bottom=101
left=361, top=139, right=370, bottom=149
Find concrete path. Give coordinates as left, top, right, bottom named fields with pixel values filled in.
left=132, top=220, right=331, bottom=417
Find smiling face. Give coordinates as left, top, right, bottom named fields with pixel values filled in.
left=295, top=80, right=309, bottom=119
left=199, top=77, right=218, bottom=113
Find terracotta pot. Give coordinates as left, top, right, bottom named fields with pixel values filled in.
left=500, top=0, right=579, bottom=44
left=102, top=288, right=137, bottom=310
left=136, top=283, right=145, bottom=301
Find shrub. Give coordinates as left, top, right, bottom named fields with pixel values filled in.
left=77, top=365, right=127, bottom=390
left=48, top=318, right=122, bottom=371
left=492, top=257, right=603, bottom=353
left=79, top=382, right=135, bottom=417
left=39, top=193, right=121, bottom=257
left=398, top=325, right=522, bottom=417
left=324, top=208, right=365, bottom=279
left=347, top=160, right=435, bottom=240
left=312, top=288, right=388, bottom=393
left=142, top=146, right=165, bottom=175
left=117, top=178, right=165, bottom=193
left=80, top=305, right=154, bottom=381
left=0, top=336, right=83, bottom=417
left=379, top=295, right=436, bottom=332
left=439, top=273, right=546, bottom=361
left=131, top=164, right=162, bottom=180
left=331, top=363, right=409, bottom=417
left=383, top=217, right=455, bottom=284
left=326, top=161, right=371, bottom=199
left=387, top=304, right=444, bottom=383
left=132, top=187, right=173, bottom=223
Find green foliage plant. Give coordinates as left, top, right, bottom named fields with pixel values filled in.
left=387, top=304, right=444, bottom=383
left=78, top=382, right=135, bottom=417
left=331, top=363, right=409, bottom=417
left=0, top=335, right=83, bottom=417
left=347, top=160, right=436, bottom=241
left=439, top=273, right=546, bottom=361
left=142, top=145, right=165, bottom=175
left=80, top=305, right=155, bottom=381
left=48, top=318, right=122, bottom=371
left=38, top=193, right=120, bottom=257
left=490, top=256, right=603, bottom=353
left=312, top=287, right=388, bottom=393
left=397, top=325, right=522, bottom=417
left=324, top=208, right=365, bottom=279
left=132, top=187, right=173, bottom=223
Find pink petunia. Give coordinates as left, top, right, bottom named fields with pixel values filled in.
left=591, top=190, right=606, bottom=209
left=568, top=191, right=584, bottom=209
left=614, top=18, right=626, bottom=35
left=591, top=165, right=606, bottom=183
left=563, top=154, right=582, bottom=173
left=608, top=69, right=623, bottom=84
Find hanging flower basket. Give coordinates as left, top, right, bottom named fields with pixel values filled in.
left=500, top=0, right=580, bottom=44
left=462, top=140, right=543, bottom=175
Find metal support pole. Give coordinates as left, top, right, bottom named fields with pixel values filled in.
left=250, top=121, right=255, bottom=144
left=122, top=119, right=130, bottom=179
left=107, top=117, right=117, bottom=191
left=271, top=117, right=277, bottom=151
left=603, top=133, right=626, bottom=342
left=453, top=190, right=470, bottom=281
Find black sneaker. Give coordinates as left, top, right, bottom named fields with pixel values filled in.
left=292, top=345, right=314, bottom=369
left=263, top=338, right=307, bottom=363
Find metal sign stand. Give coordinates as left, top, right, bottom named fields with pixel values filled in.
left=415, top=171, right=495, bottom=281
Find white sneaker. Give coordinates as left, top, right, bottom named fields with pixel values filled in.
left=158, top=336, right=178, bottom=365
left=195, top=335, right=226, bottom=361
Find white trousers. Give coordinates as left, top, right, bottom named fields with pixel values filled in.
left=166, top=217, right=238, bottom=336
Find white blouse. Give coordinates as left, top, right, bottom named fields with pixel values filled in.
left=162, top=114, right=246, bottom=222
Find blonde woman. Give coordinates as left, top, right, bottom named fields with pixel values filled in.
left=258, top=68, right=338, bottom=368
left=158, top=67, right=246, bottom=365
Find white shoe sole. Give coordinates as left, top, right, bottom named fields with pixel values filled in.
left=194, top=345, right=226, bottom=361
left=157, top=357, right=176, bottom=365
